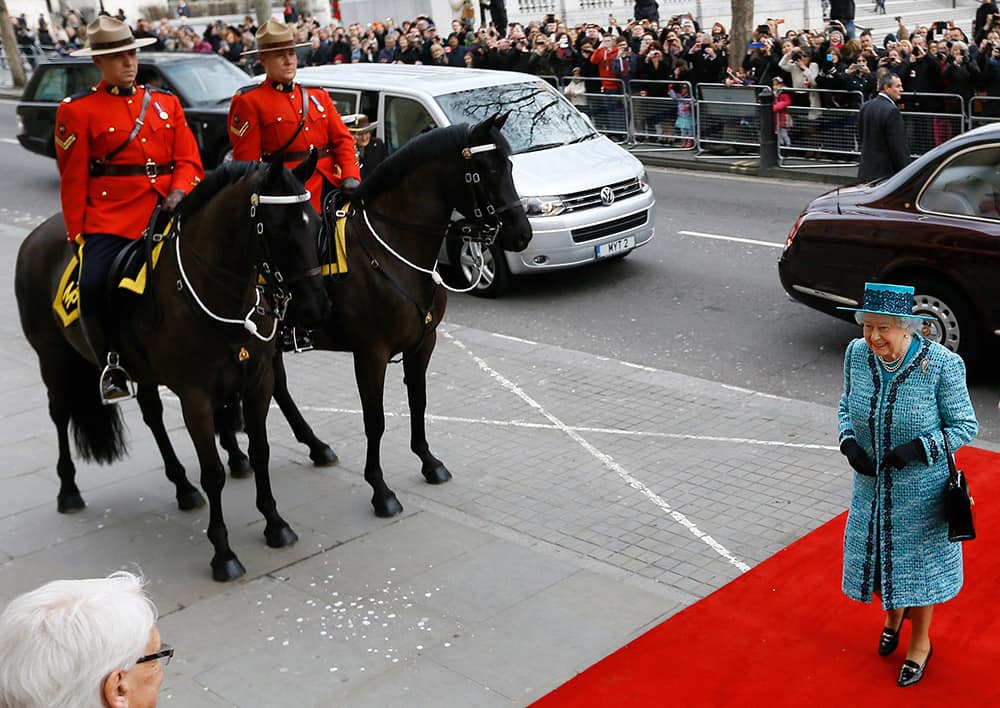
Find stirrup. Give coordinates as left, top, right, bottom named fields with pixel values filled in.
left=99, top=352, right=135, bottom=405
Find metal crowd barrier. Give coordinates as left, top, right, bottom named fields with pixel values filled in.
left=540, top=75, right=987, bottom=167
left=626, top=80, right=696, bottom=151
left=694, top=83, right=761, bottom=157
left=969, top=96, right=1000, bottom=129
left=898, top=92, right=965, bottom=158
left=559, top=76, right=630, bottom=142
left=776, top=88, right=865, bottom=168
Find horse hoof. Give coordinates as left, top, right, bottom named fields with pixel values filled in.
left=310, top=444, right=338, bottom=467
left=229, top=458, right=254, bottom=479
left=265, top=525, right=299, bottom=548
left=57, top=493, right=86, bottom=514
left=422, top=462, right=452, bottom=485
left=211, top=557, right=246, bottom=582
left=373, top=494, right=403, bottom=518
left=177, top=488, right=206, bottom=511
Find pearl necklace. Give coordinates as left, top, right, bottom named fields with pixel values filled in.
left=878, top=354, right=905, bottom=372
left=877, top=336, right=911, bottom=373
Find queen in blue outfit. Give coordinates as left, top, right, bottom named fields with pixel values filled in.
left=837, top=283, right=977, bottom=688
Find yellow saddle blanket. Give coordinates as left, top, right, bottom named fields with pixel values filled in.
left=321, top=203, right=350, bottom=276
left=53, top=220, right=172, bottom=328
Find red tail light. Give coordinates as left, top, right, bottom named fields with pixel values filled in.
left=785, top=214, right=804, bottom=250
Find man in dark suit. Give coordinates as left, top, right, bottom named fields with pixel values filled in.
left=858, top=72, right=908, bottom=182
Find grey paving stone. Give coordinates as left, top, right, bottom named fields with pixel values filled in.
left=330, top=658, right=514, bottom=708
left=423, top=569, right=676, bottom=702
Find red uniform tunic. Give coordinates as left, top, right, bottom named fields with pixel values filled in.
left=228, top=80, right=360, bottom=214
left=55, top=80, right=204, bottom=242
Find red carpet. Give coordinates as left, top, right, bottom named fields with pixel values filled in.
left=533, top=446, right=1000, bottom=707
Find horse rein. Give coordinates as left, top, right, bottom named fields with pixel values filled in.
left=174, top=187, right=314, bottom=341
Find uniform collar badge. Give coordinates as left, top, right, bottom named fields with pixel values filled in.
left=271, top=80, right=295, bottom=93
left=106, top=83, right=137, bottom=96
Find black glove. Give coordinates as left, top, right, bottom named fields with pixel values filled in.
left=340, top=177, right=360, bottom=196
left=840, top=439, right=876, bottom=477
left=161, top=188, right=186, bottom=212
left=883, top=439, right=926, bottom=469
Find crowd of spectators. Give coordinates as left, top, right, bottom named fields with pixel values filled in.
left=7, top=0, right=1000, bottom=118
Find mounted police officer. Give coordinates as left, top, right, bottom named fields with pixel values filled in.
left=228, top=19, right=360, bottom=351
left=56, top=17, right=204, bottom=404
left=228, top=19, right=360, bottom=215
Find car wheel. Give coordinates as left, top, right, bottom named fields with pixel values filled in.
left=447, top=239, right=511, bottom=298
left=910, top=278, right=981, bottom=363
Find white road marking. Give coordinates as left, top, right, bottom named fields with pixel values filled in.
left=270, top=404, right=836, bottom=451
left=678, top=229, right=784, bottom=249
left=0, top=138, right=20, bottom=145
left=491, top=332, right=538, bottom=345
left=442, top=330, right=753, bottom=574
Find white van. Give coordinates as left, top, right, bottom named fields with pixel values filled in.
left=295, top=64, right=656, bottom=297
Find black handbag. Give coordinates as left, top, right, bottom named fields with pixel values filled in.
left=943, top=434, right=976, bottom=542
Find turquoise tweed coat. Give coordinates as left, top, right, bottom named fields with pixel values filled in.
left=838, top=335, right=978, bottom=609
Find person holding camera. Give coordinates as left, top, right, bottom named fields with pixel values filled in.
left=778, top=45, right=820, bottom=110
left=975, top=0, right=1000, bottom=42
left=591, top=34, right=626, bottom=93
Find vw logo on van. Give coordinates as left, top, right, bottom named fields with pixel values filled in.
left=600, top=186, right=615, bottom=205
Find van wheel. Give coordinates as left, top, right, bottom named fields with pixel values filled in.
left=447, top=239, right=510, bottom=298
left=910, top=277, right=981, bottom=366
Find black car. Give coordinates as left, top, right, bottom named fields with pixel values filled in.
left=779, top=123, right=1000, bottom=364
left=16, top=52, right=251, bottom=168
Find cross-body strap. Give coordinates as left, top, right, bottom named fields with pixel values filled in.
left=267, top=85, right=308, bottom=159
left=94, top=87, right=152, bottom=165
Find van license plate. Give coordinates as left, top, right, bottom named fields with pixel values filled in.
left=596, top=236, right=635, bottom=259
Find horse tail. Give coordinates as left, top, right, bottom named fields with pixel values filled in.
left=66, top=351, right=129, bottom=464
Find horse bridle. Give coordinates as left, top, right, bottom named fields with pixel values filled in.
left=249, top=188, right=322, bottom=321
left=443, top=141, right=523, bottom=247
left=358, top=139, right=522, bottom=294
left=174, top=187, right=316, bottom=341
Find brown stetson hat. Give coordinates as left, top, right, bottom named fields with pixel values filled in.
left=242, top=19, right=311, bottom=56
left=70, top=16, right=157, bottom=57
left=345, top=114, right=378, bottom=134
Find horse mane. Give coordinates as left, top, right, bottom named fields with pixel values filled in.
left=356, top=124, right=473, bottom=201
left=178, top=161, right=263, bottom=217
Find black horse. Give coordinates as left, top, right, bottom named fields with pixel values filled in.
left=14, top=156, right=330, bottom=581
left=218, top=115, right=533, bottom=516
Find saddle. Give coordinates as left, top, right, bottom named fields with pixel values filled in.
left=52, top=217, right=173, bottom=329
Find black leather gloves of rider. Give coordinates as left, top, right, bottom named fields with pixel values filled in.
left=840, top=439, right=876, bottom=477
left=340, top=177, right=360, bottom=196
left=882, top=438, right=927, bottom=469
left=162, top=189, right=186, bottom=212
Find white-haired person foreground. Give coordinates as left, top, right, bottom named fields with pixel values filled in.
left=0, top=571, right=170, bottom=708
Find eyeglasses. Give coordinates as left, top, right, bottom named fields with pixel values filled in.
left=135, top=643, right=173, bottom=667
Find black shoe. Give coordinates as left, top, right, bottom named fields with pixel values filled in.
left=878, top=609, right=908, bottom=656
left=278, top=325, right=314, bottom=353
left=897, top=644, right=932, bottom=687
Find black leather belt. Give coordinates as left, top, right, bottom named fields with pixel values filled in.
left=263, top=145, right=333, bottom=162
left=90, top=161, right=175, bottom=177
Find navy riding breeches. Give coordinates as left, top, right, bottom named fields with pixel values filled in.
left=79, top=233, right=132, bottom=316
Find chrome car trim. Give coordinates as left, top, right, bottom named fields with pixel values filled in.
left=914, top=142, right=1000, bottom=225
left=792, top=285, right=859, bottom=306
